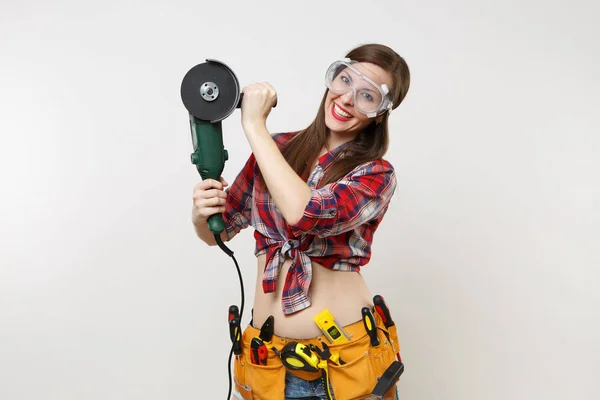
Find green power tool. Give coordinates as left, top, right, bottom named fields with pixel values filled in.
left=180, top=59, right=242, bottom=237
left=181, top=60, right=250, bottom=400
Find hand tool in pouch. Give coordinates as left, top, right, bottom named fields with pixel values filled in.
left=365, top=360, right=404, bottom=399
left=249, top=315, right=275, bottom=365
left=228, top=305, right=239, bottom=322
left=362, top=307, right=380, bottom=347
left=309, top=342, right=345, bottom=366
left=280, top=342, right=334, bottom=400
left=250, top=337, right=268, bottom=365
left=373, top=295, right=402, bottom=362
left=259, top=315, right=274, bottom=345
left=228, top=318, right=242, bottom=356
left=313, top=309, right=350, bottom=344
left=373, top=295, right=394, bottom=328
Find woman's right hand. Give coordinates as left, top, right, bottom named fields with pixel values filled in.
left=192, top=177, right=228, bottom=226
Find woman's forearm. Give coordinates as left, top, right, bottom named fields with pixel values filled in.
left=244, top=122, right=311, bottom=225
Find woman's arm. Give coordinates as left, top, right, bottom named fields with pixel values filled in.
left=244, top=122, right=311, bottom=225
left=240, top=83, right=311, bottom=226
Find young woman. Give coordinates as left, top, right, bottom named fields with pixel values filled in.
left=192, top=43, right=410, bottom=400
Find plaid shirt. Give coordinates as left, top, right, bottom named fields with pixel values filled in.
left=223, top=132, right=397, bottom=315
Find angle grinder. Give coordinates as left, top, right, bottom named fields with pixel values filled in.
left=180, top=58, right=243, bottom=237
left=181, top=59, right=276, bottom=237
left=180, top=59, right=275, bottom=400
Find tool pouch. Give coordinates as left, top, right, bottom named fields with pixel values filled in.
left=326, top=316, right=399, bottom=400
left=386, top=323, right=401, bottom=357
left=233, top=329, right=286, bottom=400
left=233, top=312, right=401, bottom=400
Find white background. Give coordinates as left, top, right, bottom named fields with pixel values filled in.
left=1, top=0, right=598, bottom=399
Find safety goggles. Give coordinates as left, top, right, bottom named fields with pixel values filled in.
left=325, top=58, right=393, bottom=118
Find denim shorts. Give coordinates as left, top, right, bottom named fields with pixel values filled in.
left=233, top=370, right=399, bottom=400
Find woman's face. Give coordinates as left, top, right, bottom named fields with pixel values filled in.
left=324, top=62, right=393, bottom=137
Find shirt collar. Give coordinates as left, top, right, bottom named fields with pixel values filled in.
left=317, top=139, right=353, bottom=168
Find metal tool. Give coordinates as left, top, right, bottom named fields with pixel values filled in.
left=259, top=315, right=274, bottom=344
left=309, top=342, right=345, bottom=366
left=248, top=315, right=275, bottom=365
left=366, top=361, right=404, bottom=399
left=362, top=307, right=380, bottom=347
left=250, top=337, right=268, bottom=365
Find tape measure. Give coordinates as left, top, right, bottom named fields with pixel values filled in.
left=280, top=342, right=321, bottom=372
left=279, top=342, right=334, bottom=400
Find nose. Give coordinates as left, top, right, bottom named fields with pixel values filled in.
left=338, top=90, right=354, bottom=105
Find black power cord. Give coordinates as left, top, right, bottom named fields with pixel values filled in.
left=214, top=234, right=244, bottom=400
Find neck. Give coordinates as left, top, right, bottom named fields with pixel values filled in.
left=326, top=129, right=357, bottom=151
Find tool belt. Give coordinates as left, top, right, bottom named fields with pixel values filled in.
left=232, top=309, right=401, bottom=400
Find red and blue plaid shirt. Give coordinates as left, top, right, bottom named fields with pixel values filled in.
left=223, top=132, right=397, bottom=315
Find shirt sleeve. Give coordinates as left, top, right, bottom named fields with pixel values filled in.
left=289, top=160, right=397, bottom=237
left=222, top=153, right=256, bottom=241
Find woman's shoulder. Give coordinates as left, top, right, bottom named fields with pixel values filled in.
left=349, top=158, right=395, bottom=176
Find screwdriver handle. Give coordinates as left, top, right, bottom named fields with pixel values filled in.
left=229, top=317, right=242, bottom=355
left=362, top=307, right=380, bottom=347
left=373, top=295, right=394, bottom=328
left=228, top=305, right=239, bottom=322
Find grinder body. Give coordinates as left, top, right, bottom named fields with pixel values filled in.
left=189, top=117, right=228, bottom=234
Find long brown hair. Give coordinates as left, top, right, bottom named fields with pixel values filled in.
left=281, top=43, right=410, bottom=186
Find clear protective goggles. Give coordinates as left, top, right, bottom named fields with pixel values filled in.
left=325, top=58, right=393, bottom=118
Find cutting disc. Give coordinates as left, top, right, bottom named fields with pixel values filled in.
left=180, top=59, right=241, bottom=122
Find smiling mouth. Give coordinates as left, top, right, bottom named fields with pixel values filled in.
left=331, top=103, right=353, bottom=121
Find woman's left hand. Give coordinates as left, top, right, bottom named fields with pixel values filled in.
left=240, top=82, right=277, bottom=132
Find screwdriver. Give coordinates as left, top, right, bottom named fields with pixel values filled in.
left=227, top=305, right=242, bottom=356
left=373, top=295, right=394, bottom=328
left=229, top=317, right=242, bottom=356
left=373, top=295, right=401, bottom=361
left=362, top=307, right=380, bottom=347
left=228, top=305, right=239, bottom=323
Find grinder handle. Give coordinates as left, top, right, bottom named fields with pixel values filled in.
left=207, top=214, right=225, bottom=235
left=237, top=92, right=277, bottom=108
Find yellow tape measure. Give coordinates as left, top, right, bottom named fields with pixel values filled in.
left=280, top=342, right=320, bottom=372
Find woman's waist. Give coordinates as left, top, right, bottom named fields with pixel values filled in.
left=253, top=255, right=373, bottom=339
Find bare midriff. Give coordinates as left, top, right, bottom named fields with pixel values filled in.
left=252, top=253, right=374, bottom=338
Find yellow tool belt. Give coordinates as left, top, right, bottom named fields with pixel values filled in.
left=232, top=310, right=401, bottom=400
